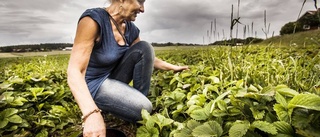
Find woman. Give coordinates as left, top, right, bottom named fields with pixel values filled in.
left=67, top=0, right=188, bottom=136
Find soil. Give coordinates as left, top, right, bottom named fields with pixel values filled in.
left=103, top=113, right=137, bottom=137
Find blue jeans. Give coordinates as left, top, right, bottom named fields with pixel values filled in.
left=94, top=41, right=155, bottom=122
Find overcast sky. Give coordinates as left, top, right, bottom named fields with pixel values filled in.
left=0, top=0, right=317, bottom=46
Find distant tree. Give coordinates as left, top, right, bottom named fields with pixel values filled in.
left=245, top=37, right=263, bottom=44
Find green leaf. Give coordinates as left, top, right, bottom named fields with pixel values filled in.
left=140, top=109, right=156, bottom=131
left=174, top=130, right=193, bottom=137
left=10, top=97, right=28, bottom=106
left=1, top=92, right=15, bottom=104
left=295, top=127, right=320, bottom=137
left=1, top=108, right=18, bottom=117
left=0, top=82, right=12, bottom=89
left=291, top=108, right=312, bottom=129
left=29, top=88, right=45, bottom=99
left=274, top=104, right=290, bottom=123
left=173, top=121, right=185, bottom=131
left=186, top=105, right=201, bottom=114
left=250, top=108, right=265, bottom=120
left=31, top=76, right=48, bottom=82
left=228, top=107, right=242, bottom=116
left=8, top=115, right=22, bottom=124
left=50, top=105, right=68, bottom=116
left=173, top=120, right=200, bottom=137
left=9, top=76, right=24, bottom=84
left=288, top=94, right=320, bottom=114
left=37, top=119, right=55, bottom=127
left=35, top=129, right=48, bottom=137
left=5, top=125, right=18, bottom=132
left=251, top=121, right=277, bottom=135
left=19, top=119, right=31, bottom=128
left=208, top=76, right=220, bottom=84
left=170, top=75, right=178, bottom=85
left=172, top=103, right=186, bottom=117
left=275, top=85, right=298, bottom=97
left=248, top=85, right=259, bottom=93
left=236, top=79, right=244, bottom=88
left=0, top=119, right=9, bottom=129
left=153, top=114, right=174, bottom=131
left=275, top=92, right=288, bottom=107
left=270, top=134, right=294, bottom=137
left=192, top=121, right=223, bottom=137
left=190, top=101, right=212, bottom=121
left=190, top=108, right=209, bottom=121
left=229, top=121, right=250, bottom=137
left=140, top=109, right=151, bottom=123
left=39, top=91, right=55, bottom=97
left=273, top=121, right=294, bottom=135
left=186, top=120, right=201, bottom=130
left=181, top=72, right=192, bottom=78
left=137, top=126, right=159, bottom=137
left=203, top=84, right=218, bottom=97
left=210, top=91, right=231, bottom=113
left=187, top=94, right=206, bottom=107
left=243, top=130, right=263, bottom=137
left=212, top=109, right=228, bottom=117
left=217, top=100, right=228, bottom=111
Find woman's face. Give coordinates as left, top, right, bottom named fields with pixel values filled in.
left=122, top=0, right=145, bottom=21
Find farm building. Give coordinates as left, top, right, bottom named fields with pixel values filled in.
left=297, top=8, right=320, bottom=30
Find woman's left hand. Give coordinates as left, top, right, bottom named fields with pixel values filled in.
left=154, top=57, right=189, bottom=72
left=172, top=65, right=189, bottom=72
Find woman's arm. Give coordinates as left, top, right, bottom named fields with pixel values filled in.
left=132, top=38, right=188, bottom=72
left=154, top=57, right=189, bottom=72
left=67, top=16, right=105, bottom=136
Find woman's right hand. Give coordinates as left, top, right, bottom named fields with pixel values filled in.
left=82, top=113, right=106, bottom=137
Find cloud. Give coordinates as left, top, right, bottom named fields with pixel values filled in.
left=0, top=0, right=106, bottom=45
left=136, top=0, right=317, bottom=43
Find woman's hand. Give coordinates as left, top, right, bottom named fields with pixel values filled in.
left=172, top=65, right=189, bottom=72
left=82, top=113, right=106, bottom=137
left=154, top=57, right=189, bottom=72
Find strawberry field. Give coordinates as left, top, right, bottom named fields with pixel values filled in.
left=1, top=45, right=320, bottom=137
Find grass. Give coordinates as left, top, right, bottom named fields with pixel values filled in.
left=0, top=50, right=71, bottom=58
left=260, top=29, right=320, bottom=46
left=0, top=29, right=319, bottom=59
left=0, top=46, right=201, bottom=58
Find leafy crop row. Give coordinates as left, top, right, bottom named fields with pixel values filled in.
left=0, top=45, right=320, bottom=137
left=0, top=56, right=81, bottom=137
left=138, top=45, right=320, bottom=137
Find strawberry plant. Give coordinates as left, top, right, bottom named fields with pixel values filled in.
left=139, top=45, right=320, bottom=137
left=0, top=55, right=81, bottom=137
left=0, top=44, right=319, bottom=137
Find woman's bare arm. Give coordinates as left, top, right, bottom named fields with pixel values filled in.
left=67, top=16, right=106, bottom=136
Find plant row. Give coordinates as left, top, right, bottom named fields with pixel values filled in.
left=137, top=45, right=320, bottom=137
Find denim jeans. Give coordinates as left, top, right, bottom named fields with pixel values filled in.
left=94, top=41, right=155, bottom=122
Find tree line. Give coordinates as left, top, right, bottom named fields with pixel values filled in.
left=0, top=43, right=73, bottom=52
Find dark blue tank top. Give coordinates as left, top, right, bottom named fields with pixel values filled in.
left=79, top=8, right=140, bottom=97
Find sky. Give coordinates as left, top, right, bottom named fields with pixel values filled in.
left=0, top=0, right=318, bottom=46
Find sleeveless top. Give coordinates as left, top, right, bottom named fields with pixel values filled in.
left=79, top=8, right=140, bottom=97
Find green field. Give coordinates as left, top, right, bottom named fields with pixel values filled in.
left=0, top=51, right=71, bottom=58
left=0, top=46, right=196, bottom=58
left=1, top=42, right=320, bottom=136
